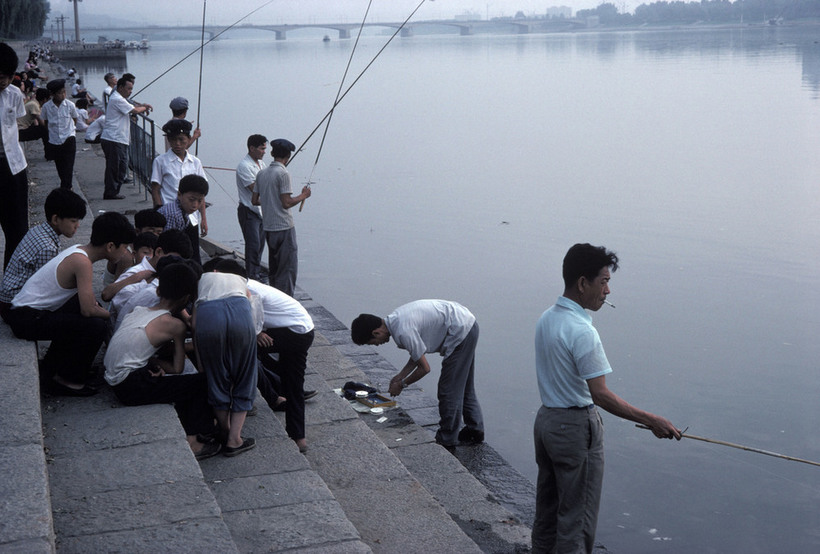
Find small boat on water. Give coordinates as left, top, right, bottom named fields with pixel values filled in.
left=323, top=35, right=331, bottom=42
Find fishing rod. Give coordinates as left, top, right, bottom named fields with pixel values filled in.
left=195, top=0, right=207, bottom=157
left=130, top=0, right=278, bottom=101
left=636, top=424, right=820, bottom=468
left=299, top=0, right=375, bottom=213
left=289, top=0, right=429, bottom=168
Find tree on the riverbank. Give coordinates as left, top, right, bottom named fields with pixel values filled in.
left=0, top=0, right=50, bottom=40
left=577, top=0, right=820, bottom=25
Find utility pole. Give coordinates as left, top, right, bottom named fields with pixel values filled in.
left=55, top=15, right=68, bottom=42
left=69, top=0, right=83, bottom=43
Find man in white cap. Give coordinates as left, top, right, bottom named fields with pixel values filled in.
left=165, top=96, right=200, bottom=151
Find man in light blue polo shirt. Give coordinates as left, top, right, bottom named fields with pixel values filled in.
left=532, top=243, right=680, bottom=554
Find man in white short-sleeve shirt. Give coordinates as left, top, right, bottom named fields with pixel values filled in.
left=100, top=76, right=151, bottom=199
left=236, top=134, right=268, bottom=282
left=351, top=299, right=484, bottom=449
left=0, top=42, right=29, bottom=268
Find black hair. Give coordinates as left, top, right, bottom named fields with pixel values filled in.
left=133, top=231, right=158, bottom=252
left=116, top=76, right=131, bottom=89
left=214, top=258, right=247, bottom=279
left=270, top=138, right=295, bottom=159
left=247, top=134, right=267, bottom=149
left=35, top=87, right=50, bottom=102
left=90, top=211, right=137, bottom=247
left=200, top=256, right=223, bottom=274
left=122, top=73, right=135, bottom=82
left=351, top=314, right=383, bottom=345
left=103, top=72, right=115, bottom=81
left=157, top=263, right=199, bottom=302
left=156, top=229, right=193, bottom=259
left=75, top=98, right=88, bottom=110
left=171, top=108, right=186, bottom=118
left=44, top=187, right=86, bottom=220
left=178, top=174, right=208, bottom=196
left=134, top=208, right=166, bottom=230
left=562, top=243, right=619, bottom=290
left=0, top=43, right=18, bottom=76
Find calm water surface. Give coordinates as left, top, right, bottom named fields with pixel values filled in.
left=79, top=26, right=820, bottom=552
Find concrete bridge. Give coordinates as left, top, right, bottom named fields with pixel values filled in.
left=83, top=19, right=586, bottom=41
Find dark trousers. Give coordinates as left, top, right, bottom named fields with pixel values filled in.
left=237, top=204, right=266, bottom=282
left=257, top=328, right=313, bottom=441
left=18, top=125, right=47, bottom=148
left=50, top=136, right=76, bottom=189
left=0, top=158, right=28, bottom=269
left=113, top=367, right=215, bottom=436
left=265, top=227, right=298, bottom=297
left=5, top=295, right=108, bottom=385
left=184, top=224, right=201, bottom=266
left=100, top=139, right=127, bottom=197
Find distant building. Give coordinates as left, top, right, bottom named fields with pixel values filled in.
left=547, top=6, right=573, bottom=19
left=454, top=11, right=481, bottom=21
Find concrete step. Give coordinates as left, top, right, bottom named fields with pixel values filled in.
left=0, top=327, right=54, bottom=553
left=301, top=299, right=534, bottom=553
left=41, top=386, right=238, bottom=553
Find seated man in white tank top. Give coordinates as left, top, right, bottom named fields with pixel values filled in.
left=5, top=212, right=136, bottom=396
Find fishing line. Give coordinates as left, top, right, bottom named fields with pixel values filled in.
left=204, top=166, right=238, bottom=204
left=130, top=0, right=278, bottom=101
left=289, top=0, right=429, bottom=167
left=195, top=0, right=207, bottom=157
left=299, top=0, right=375, bottom=212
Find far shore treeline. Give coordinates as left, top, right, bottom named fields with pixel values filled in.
left=574, top=0, right=820, bottom=25
left=0, top=0, right=50, bottom=41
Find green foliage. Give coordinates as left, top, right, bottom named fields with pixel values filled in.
left=575, top=0, right=820, bottom=25
left=0, top=0, right=51, bottom=40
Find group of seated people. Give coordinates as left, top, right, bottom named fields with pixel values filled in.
left=0, top=188, right=316, bottom=459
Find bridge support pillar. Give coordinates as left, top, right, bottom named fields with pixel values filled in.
left=515, top=24, right=530, bottom=34
left=339, top=29, right=350, bottom=39
left=400, top=27, right=414, bottom=38
left=275, top=30, right=286, bottom=40
left=460, top=25, right=473, bottom=36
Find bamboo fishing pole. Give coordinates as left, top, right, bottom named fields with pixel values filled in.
left=636, top=424, right=820, bottom=468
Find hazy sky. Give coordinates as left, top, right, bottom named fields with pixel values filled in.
left=49, top=0, right=617, bottom=27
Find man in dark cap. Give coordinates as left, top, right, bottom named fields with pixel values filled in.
left=100, top=76, right=152, bottom=199
left=150, top=118, right=207, bottom=260
left=0, top=42, right=29, bottom=268
left=252, top=138, right=311, bottom=297
left=41, top=79, right=79, bottom=189
left=164, top=96, right=200, bottom=151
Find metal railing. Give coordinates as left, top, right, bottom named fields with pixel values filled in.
left=129, top=113, right=156, bottom=200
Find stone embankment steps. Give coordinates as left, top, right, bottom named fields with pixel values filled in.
left=1, top=46, right=535, bottom=550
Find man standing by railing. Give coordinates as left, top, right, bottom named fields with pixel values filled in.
left=100, top=76, right=152, bottom=200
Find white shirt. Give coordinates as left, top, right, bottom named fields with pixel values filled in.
left=150, top=148, right=205, bottom=205
left=0, top=84, right=27, bottom=174
left=101, top=90, right=133, bottom=144
left=384, top=299, right=476, bottom=361
left=236, top=153, right=266, bottom=214
left=11, top=246, right=86, bottom=311
left=42, top=99, right=79, bottom=144
left=75, top=108, right=89, bottom=132
left=85, top=115, right=105, bottom=141
left=110, top=256, right=155, bottom=316
left=247, top=279, right=313, bottom=334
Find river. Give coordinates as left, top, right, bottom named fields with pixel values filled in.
left=72, top=24, right=820, bottom=553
